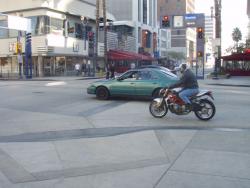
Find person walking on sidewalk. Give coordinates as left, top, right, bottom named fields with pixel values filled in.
left=75, top=63, right=81, bottom=76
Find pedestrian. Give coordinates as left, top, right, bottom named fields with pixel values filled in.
left=81, top=62, right=86, bottom=76
left=75, top=63, right=80, bottom=76
left=110, top=62, right=115, bottom=78
left=106, top=63, right=110, bottom=79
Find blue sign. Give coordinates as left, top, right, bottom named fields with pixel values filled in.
left=185, top=14, right=197, bottom=20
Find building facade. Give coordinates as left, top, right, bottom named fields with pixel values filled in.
left=0, top=0, right=115, bottom=78
left=158, top=0, right=196, bottom=64
left=107, top=0, right=159, bottom=56
left=204, top=15, right=214, bottom=67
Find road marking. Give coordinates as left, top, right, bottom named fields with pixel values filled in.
left=45, top=81, right=66, bottom=86
left=0, top=126, right=249, bottom=143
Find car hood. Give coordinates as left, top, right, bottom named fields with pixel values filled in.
left=91, top=78, right=115, bottom=85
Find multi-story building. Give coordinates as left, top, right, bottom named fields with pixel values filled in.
left=0, top=0, right=115, bottom=77
left=205, top=16, right=214, bottom=40
left=158, top=0, right=196, bottom=64
left=107, top=0, right=159, bottom=56
left=204, top=15, right=214, bottom=67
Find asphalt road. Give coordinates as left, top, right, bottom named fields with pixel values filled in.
left=0, top=78, right=250, bottom=188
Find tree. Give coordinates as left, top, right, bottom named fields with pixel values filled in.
left=232, top=27, right=242, bottom=49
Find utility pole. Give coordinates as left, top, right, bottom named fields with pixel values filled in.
left=103, top=0, right=108, bottom=69
left=95, top=0, right=100, bottom=76
left=213, top=0, right=222, bottom=78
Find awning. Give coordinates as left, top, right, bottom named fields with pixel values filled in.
left=222, top=51, right=250, bottom=61
left=108, top=49, right=154, bottom=61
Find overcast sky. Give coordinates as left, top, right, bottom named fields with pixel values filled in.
left=195, top=0, right=249, bottom=54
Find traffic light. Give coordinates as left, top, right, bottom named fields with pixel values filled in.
left=197, top=27, right=204, bottom=39
left=162, top=16, right=170, bottom=28
left=197, top=51, right=203, bottom=57
left=88, top=32, right=94, bottom=49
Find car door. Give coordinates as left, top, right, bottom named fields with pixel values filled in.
left=135, top=70, right=161, bottom=96
left=109, top=71, right=137, bottom=96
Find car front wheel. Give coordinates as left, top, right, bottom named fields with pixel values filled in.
left=96, top=87, right=110, bottom=100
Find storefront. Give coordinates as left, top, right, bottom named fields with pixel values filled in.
left=222, top=50, right=250, bottom=76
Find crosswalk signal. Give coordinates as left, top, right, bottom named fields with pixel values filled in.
left=197, top=27, right=204, bottom=39
left=162, top=16, right=170, bottom=28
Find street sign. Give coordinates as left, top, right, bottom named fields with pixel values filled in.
left=7, top=15, right=31, bottom=32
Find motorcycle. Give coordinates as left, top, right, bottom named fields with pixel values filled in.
left=149, top=88, right=216, bottom=121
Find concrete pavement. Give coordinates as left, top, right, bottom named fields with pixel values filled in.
left=0, top=76, right=249, bottom=187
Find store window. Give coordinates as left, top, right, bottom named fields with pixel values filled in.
left=30, top=16, right=50, bottom=35
left=50, top=18, right=64, bottom=35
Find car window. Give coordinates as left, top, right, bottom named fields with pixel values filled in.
left=137, top=70, right=154, bottom=80
left=120, top=71, right=138, bottom=80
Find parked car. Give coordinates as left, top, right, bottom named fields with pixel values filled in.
left=87, top=68, right=178, bottom=100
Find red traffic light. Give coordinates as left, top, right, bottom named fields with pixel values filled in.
left=163, top=16, right=169, bottom=21
left=197, top=27, right=203, bottom=32
left=197, top=51, right=203, bottom=57
left=197, top=27, right=204, bottom=39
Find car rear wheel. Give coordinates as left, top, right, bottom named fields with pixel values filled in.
left=96, top=87, right=109, bottom=100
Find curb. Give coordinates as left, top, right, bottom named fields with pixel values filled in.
left=206, top=83, right=250, bottom=88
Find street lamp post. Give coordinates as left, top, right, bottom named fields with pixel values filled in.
left=103, top=0, right=108, bottom=70
left=95, top=0, right=100, bottom=77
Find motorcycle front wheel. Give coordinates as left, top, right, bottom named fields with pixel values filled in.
left=194, top=99, right=216, bottom=121
left=149, top=100, right=168, bottom=118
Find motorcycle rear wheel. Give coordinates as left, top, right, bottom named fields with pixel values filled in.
left=149, top=100, right=168, bottom=118
left=194, top=99, right=216, bottom=121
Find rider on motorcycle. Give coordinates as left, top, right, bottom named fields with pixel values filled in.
left=168, top=63, right=199, bottom=110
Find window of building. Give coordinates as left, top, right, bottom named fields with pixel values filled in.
left=143, top=0, right=147, bottom=24
left=30, top=16, right=50, bottom=35
left=138, top=0, right=141, bottom=22
left=0, top=20, right=8, bottom=38
left=50, top=18, right=64, bottom=35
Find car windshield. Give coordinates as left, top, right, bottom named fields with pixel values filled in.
left=159, top=69, right=178, bottom=78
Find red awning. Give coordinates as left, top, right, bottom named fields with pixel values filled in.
left=108, top=50, right=154, bottom=61
left=222, top=51, right=250, bottom=61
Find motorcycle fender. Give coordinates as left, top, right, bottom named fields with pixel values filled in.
left=153, top=98, right=162, bottom=103
left=153, top=98, right=165, bottom=107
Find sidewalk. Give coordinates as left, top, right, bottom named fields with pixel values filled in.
left=0, top=75, right=104, bottom=82
left=201, top=76, right=250, bottom=87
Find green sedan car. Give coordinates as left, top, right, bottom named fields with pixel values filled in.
left=87, top=68, right=178, bottom=100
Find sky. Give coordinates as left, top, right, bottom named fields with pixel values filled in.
left=195, top=0, right=249, bottom=54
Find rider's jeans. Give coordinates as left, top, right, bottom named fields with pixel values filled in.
left=179, top=88, right=199, bottom=104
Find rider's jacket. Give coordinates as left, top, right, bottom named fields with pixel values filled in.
left=169, top=69, right=199, bottom=89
